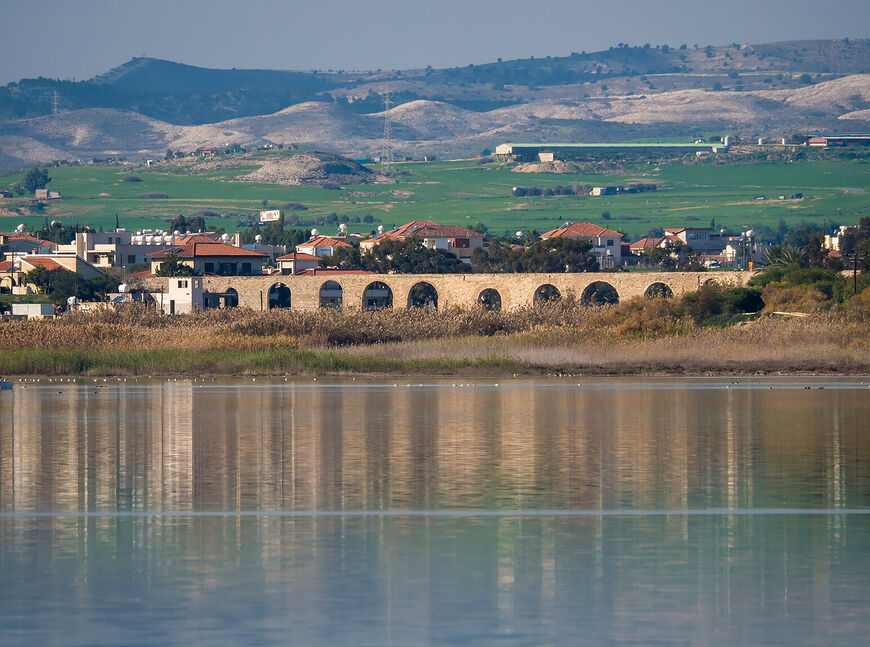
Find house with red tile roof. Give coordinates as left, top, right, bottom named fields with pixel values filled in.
left=0, top=233, right=57, bottom=256
left=540, top=222, right=624, bottom=267
left=276, top=252, right=320, bottom=275
left=629, top=236, right=665, bottom=255
left=295, top=236, right=352, bottom=258
left=359, top=220, right=484, bottom=262
left=1, top=254, right=105, bottom=294
left=146, top=241, right=268, bottom=276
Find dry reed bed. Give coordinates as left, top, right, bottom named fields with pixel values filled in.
left=1, top=298, right=868, bottom=375
left=343, top=316, right=870, bottom=373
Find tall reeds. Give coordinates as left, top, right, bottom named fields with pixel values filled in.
left=1, top=297, right=868, bottom=376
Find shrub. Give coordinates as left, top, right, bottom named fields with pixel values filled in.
left=762, top=286, right=829, bottom=312
left=123, top=176, right=142, bottom=182
left=680, top=284, right=763, bottom=324
left=139, top=192, right=169, bottom=199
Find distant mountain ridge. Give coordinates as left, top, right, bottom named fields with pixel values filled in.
left=1, top=39, right=869, bottom=166
left=3, top=39, right=869, bottom=125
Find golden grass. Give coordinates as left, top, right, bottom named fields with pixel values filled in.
left=1, top=297, right=868, bottom=376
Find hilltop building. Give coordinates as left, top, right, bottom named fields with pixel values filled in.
left=808, top=135, right=870, bottom=147
left=494, top=142, right=726, bottom=161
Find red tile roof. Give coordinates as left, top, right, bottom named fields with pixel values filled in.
left=376, top=220, right=483, bottom=241
left=20, top=258, right=68, bottom=272
left=146, top=241, right=267, bottom=259
left=298, top=236, right=351, bottom=248
left=294, top=268, right=375, bottom=276
left=276, top=252, right=320, bottom=261
left=0, top=261, right=14, bottom=272
left=541, top=222, right=623, bottom=239
left=128, top=269, right=156, bottom=278
left=630, top=237, right=664, bottom=250
left=174, top=233, right=221, bottom=244
left=0, top=233, right=57, bottom=247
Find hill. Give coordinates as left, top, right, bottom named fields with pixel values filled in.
left=2, top=74, right=870, bottom=165
left=1, top=40, right=870, bottom=165
left=2, top=39, right=869, bottom=125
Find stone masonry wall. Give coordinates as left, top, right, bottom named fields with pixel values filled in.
left=134, top=272, right=753, bottom=311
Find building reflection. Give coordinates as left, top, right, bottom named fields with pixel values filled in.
left=1, top=381, right=869, bottom=642
left=1, top=381, right=869, bottom=513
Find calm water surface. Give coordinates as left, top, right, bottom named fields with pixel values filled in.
left=1, top=377, right=869, bottom=645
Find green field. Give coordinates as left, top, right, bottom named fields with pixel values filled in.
left=2, top=155, right=869, bottom=239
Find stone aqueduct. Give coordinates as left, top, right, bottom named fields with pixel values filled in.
left=135, top=272, right=753, bottom=311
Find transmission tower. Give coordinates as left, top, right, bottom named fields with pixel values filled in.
left=51, top=90, right=60, bottom=115
left=380, top=82, right=393, bottom=173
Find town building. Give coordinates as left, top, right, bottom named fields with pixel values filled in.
left=808, top=135, right=870, bottom=147
left=359, top=221, right=484, bottom=263
left=0, top=232, right=57, bottom=255
left=295, top=236, right=352, bottom=258
left=276, top=252, right=320, bottom=275
left=55, top=230, right=178, bottom=268
left=0, top=255, right=105, bottom=294
left=539, top=222, right=623, bottom=268
left=146, top=241, right=268, bottom=276
left=158, top=277, right=205, bottom=315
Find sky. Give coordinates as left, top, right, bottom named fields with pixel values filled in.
left=2, top=0, right=869, bottom=84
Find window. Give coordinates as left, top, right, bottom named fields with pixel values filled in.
left=241, top=262, right=252, bottom=275
left=607, top=239, right=614, bottom=246
left=128, top=255, right=136, bottom=264
left=178, top=280, right=188, bottom=288
left=204, top=262, right=214, bottom=273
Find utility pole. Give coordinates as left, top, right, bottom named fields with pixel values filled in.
left=380, top=82, right=393, bottom=173
left=52, top=90, right=60, bottom=115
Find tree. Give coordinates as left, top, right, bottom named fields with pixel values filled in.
left=170, top=214, right=206, bottom=234
left=472, top=238, right=598, bottom=274
left=644, top=240, right=683, bottom=270
left=155, top=251, right=193, bottom=277
left=321, top=237, right=470, bottom=274
left=763, top=245, right=808, bottom=268
left=514, top=238, right=598, bottom=273
left=23, top=167, right=51, bottom=194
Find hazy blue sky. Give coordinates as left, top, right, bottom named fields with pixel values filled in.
left=2, top=0, right=869, bottom=84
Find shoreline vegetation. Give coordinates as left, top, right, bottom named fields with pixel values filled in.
left=2, top=285, right=869, bottom=377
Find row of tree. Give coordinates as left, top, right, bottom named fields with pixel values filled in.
left=317, top=237, right=601, bottom=274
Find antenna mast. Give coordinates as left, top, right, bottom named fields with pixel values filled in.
left=380, top=81, right=393, bottom=173
left=52, top=90, right=60, bottom=115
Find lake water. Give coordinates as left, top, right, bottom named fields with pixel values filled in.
left=1, top=377, right=869, bottom=645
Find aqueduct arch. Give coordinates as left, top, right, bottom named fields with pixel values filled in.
left=644, top=282, right=674, bottom=299
left=408, top=282, right=438, bottom=309
left=477, top=288, right=502, bottom=310
left=534, top=284, right=561, bottom=303
left=268, top=282, right=292, bottom=308
left=581, top=281, right=619, bottom=305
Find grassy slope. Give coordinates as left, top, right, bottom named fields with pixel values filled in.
left=1, top=155, right=869, bottom=238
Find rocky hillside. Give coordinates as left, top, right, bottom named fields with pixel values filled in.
left=231, top=152, right=374, bottom=186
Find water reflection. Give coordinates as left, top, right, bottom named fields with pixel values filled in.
left=2, top=380, right=869, bottom=513
left=1, top=379, right=869, bottom=645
